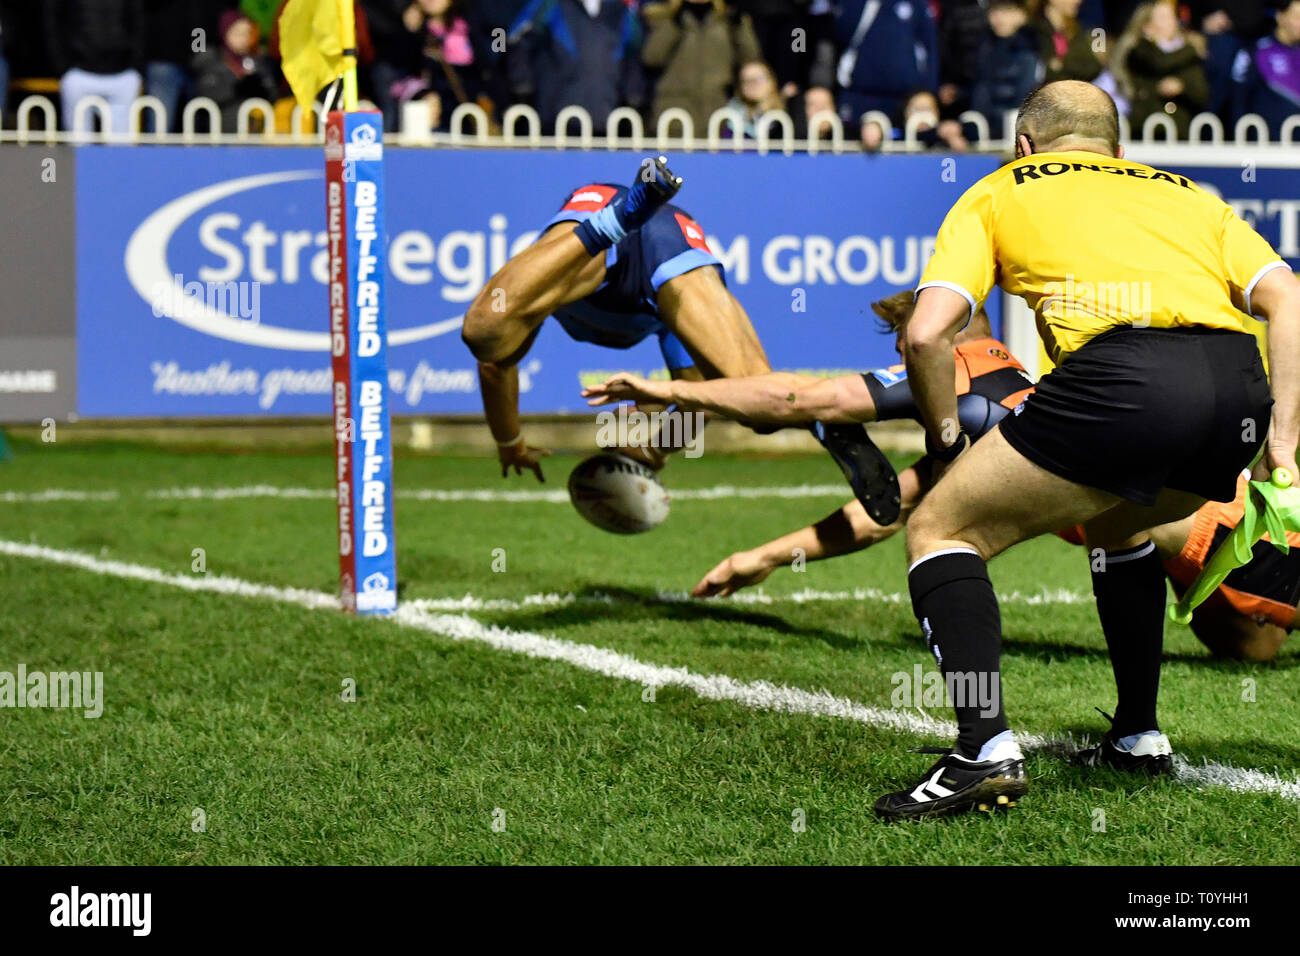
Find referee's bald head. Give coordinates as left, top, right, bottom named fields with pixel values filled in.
left=1015, top=81, right=1121, bottom=157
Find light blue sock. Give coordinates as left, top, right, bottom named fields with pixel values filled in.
left=975, top=729, right=1015, bottom=761
left=573, top=204, right=627, bottom=255
left=1116, top=730, right=1160, bottom=751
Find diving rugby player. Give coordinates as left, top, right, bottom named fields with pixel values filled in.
left=463, top=157, right=901, bottom=525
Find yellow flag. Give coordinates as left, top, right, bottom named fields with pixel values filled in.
left=279, top=0, right=344, bottom=114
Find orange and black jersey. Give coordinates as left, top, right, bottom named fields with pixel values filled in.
left=862, top=337, right=1035, bottom=439
left=1060, top=476, right=1300, bottom=630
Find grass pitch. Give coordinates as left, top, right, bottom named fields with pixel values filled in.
left=1, top=438, right=1298, bottom=865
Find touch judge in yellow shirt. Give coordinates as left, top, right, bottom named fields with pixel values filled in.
left=874, top=80, right=1300, bottom=821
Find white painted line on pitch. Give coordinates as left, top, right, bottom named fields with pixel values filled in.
left=1, top=537, right=1294, bottom=803
left=0, top=539, right=337, bottom=611
left=0, top=490, right=120, bottom=502
left=404, top=586, right=1091, bottom=612
left=141, top=484, right=853, bottom=502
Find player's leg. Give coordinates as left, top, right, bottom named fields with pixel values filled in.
left=905, top=430, right=1120, bottom=738
left=655, top=267, right=770, bottom=378
left=462, top=222, right=607, bottom=364
left=1187, top=602, right=1287, bottom=662
left=464, top=155, right=684, bottom=364
left=1072, top=493, right=1205, bottom=772
left=463, top=222, right=607, bottom=478
left=877, top=432, right=1140, bottom=819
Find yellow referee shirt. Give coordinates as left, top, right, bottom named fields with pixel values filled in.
left=918, top=151, right=1289, bottom=363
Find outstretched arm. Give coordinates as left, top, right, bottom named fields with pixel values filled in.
left=693, top=461, right=931, bottom=597
left=585, top=370, right=878, bottom=425
left=463, top=222, right=604, bottom=364
left=463, top=222, right=605, bottom=480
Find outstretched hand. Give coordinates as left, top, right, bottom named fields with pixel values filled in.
left=692, top=550, right=775, bottom=598
left=582, top=372, right=672, bottom=407
left=498, top=439, right=551, bottom=481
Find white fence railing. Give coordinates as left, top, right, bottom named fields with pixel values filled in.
left=5, top=94, right=1300, bottom=163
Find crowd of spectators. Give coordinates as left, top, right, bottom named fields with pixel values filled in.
left=0, top=0, right=1297, bottom=144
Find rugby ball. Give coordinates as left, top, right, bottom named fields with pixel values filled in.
left=567, top=453, right=670, bottom=534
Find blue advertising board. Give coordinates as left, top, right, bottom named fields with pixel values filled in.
left=76, top=147, right=1002, bottom=417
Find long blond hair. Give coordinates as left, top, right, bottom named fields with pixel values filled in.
left=1109, top=0, right=1199, bottom=99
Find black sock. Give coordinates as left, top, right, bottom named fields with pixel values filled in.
left=908, top=550, right=1007, bottom=759
left=1091, top=541, right=1165, bottom=738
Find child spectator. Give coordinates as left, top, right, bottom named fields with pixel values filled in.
left=720, top=58, right=782, bottom=139
left=792, top=83, right=837, bottom=140
left=359, top=0, right=479, bottom=132
left=861, top=88, right=973, bottom=151
left=192, top=10, right=278, bottom=131
left=643, top=0, right=762, bottom=135
left=1114, top=0, right=1208, bottom=139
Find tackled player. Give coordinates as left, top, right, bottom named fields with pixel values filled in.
left=590, top=291, right=1300, bottom=664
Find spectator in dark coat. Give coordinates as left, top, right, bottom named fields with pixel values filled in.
left=142, top=1, right=228, bottom=132
left=192, top=10, right=279, bottom=132
left=1027, top=0, right=1102, bottom=83
left=507, top=0, right=646, bottom=135
left=970, top=0, right=1042, bottom=138
left=1187, top=2, right=1271, bottom=41
left=833, top=0, right=938, bottom=126
left=1118, top=0, right=1209, bottom=139
left=46, top=0, right=146, bottom=133
left=1232, top=0, right=1300, bottom=138
left=642, top=0, right=761, bottom=134
left=937, top=0, right=991, bottom=115
left=860, top=88, right=976, bottom=151
left=1190, top=4, right=1256, bottom=120
left=363, top=0, right=488, bottom=132
left=733, top=0, right=812, bottom=93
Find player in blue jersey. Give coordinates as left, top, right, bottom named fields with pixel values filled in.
left=462, top=157, right=768, bottom=479
left=463, top=157, right=900, bottom=524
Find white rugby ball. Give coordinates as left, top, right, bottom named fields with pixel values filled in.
left=567, top=453, right=670, bottom=534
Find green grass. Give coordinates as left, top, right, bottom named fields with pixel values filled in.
left=1, top=438, right=1298, bottom=864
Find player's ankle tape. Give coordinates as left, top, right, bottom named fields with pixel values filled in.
left=573, top=205, right=626, bottom=256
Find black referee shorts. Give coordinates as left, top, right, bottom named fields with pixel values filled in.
left=999, top=327, right=1272, bottom=506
